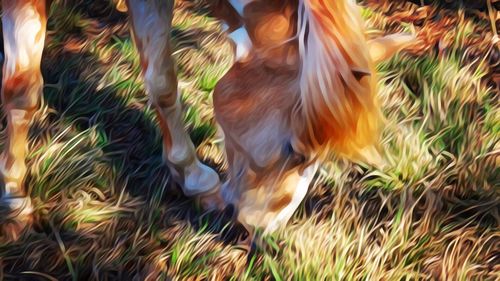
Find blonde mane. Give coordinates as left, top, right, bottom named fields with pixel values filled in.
left=296, top=0, right=381, bottom=160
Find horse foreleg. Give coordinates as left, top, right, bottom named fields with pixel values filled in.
left=0, top=0, right=46, bottom=239
left=127, top=0, right=220, bottom=197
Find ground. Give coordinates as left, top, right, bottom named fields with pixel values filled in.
left=0, top=0, right=498, bottom=280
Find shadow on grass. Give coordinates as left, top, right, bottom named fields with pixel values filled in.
left=1, top=0, right=499, bottom=279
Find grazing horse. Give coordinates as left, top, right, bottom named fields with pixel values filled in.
left=0, top=0, right=413, bottom=240
left=213, top=0, right=414, bottom=235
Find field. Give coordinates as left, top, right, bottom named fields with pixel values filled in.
left=0, top=0, right=499, bottom=280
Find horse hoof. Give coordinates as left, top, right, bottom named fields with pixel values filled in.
left=0, top=196, right=33, bottom=242
left=183, top=159, right=220, bottom=196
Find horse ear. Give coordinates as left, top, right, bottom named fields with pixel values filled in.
left=368, top=34, right=416, bottom=63
left=114, top=0, right=128, bottom=12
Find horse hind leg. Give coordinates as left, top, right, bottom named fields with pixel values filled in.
left=0, top=0, right=47, bottom=240
left=127, top=0, right=220, bottom=197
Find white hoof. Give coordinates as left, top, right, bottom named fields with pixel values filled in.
left=182, top=160, right=220, bottom=196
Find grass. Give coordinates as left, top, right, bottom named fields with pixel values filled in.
left=0, top=0, right=498, bottom=280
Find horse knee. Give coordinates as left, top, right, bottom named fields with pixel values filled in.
left=143, top=66, right=178, bottom=110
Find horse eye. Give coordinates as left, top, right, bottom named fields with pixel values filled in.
left=284, top=142, right=306, bottom=165
left=352, top=67, right=371, bottom=81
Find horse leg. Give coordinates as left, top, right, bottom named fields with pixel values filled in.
left=127, top=0, right=220, bottom=197
left=0, top=0, right=46, bottom=239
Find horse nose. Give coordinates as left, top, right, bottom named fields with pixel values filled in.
left=223, top=203, right=236, bottom=219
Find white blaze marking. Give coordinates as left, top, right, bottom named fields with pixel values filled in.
left=265, top=163, right=319, bottom=234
